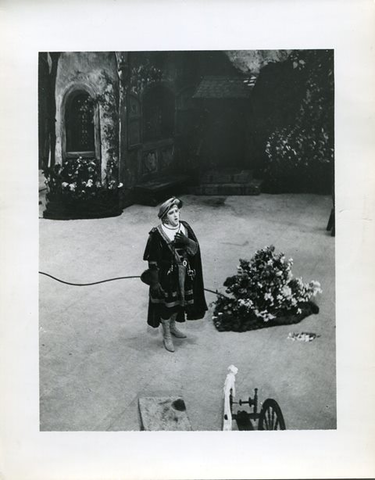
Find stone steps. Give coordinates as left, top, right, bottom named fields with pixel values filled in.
left=200, top=168, right=253, bottom=185
left=187, top=178, right=263, bottom=196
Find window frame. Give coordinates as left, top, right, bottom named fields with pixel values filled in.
left=61, top=85, right=101, bottom=164
left=65, top=90, right=95, bottom=156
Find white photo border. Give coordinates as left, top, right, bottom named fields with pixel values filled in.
left=1, top=1, right=375, bottom=479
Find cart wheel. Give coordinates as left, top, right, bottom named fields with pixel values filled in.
left=258, top=399, right=286, bottom=430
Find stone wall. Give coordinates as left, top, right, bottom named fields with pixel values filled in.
left=119, top=51, right=202, bottom=196
left=55, top=52, right=119, bottom=177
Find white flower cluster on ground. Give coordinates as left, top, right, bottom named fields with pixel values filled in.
left=213, top=245, right=322, bottom=328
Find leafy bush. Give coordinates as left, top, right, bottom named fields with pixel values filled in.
left=44, top=157, right=101, bottom=202
left=264, top=125, right=333, bottom=193
left=212, top=245, right=322, bottom=329
left=262, top=50, right=334, bottom=193
left=44, top=156, right=122, bottom=203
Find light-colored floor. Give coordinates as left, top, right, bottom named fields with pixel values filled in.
left=39, top=193, right=336, bottom=431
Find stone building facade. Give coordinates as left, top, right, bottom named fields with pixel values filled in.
left=40, top=50, right=265, bottom=206
left=39, top=49, right=333, bottom=208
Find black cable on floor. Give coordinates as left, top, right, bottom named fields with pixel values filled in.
left=38, top=271, right=228, bottom=298
left=39, top=271, right=141, bottom=287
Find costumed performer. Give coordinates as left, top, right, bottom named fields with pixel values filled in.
left=142, top=197, right=207, bottom=352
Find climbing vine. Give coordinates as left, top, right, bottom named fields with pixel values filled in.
left=95, top=71, right=119, bottom=163
left=129, top=64, right=163, bottom=95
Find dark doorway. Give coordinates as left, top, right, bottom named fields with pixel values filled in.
left=200, top=102, right=247, bottom=170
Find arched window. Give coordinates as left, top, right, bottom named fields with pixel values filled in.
left=143, top=85, right=175, bottom=142
left=65, top=91, right=95, bottom=155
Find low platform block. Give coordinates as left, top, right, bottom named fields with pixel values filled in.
left=138, top=396, right=193, bottom=431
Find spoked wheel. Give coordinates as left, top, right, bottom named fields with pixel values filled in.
left=258, top=399, right=286, bottom=430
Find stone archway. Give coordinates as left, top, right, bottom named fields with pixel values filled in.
left=56, top=82, right=101, bottom=166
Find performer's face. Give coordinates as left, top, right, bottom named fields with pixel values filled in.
left=164, top=205, right=180, bottom=227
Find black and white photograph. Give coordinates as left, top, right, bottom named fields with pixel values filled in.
left=38, top=49, right=335, bottom=431
left=2, top=1, right=375, bottom=479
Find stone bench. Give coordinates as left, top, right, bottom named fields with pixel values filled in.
left=134, top=175, right=190, bottom=206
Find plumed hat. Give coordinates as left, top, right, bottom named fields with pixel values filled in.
left=157, top=197, right=183, bottom=219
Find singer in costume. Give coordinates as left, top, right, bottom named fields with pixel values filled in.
left=142, top=197, right=207, bottom=352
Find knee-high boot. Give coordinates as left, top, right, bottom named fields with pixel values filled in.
left=161, top=319, right=175, bottom=352
left=170, top=317, right=187, bottom=338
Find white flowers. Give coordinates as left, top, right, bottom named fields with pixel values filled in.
left=287, top=332, right=318, bottom=342
left=309, top=280, right=323, bottom=296
left=213, top=245, right=322, bottom=327
left=238, top=298, right=253, bottom=312
left=282, top=285, right=292, bottom=298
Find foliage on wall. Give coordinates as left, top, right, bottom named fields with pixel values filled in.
left=225, top=50, right=292, bottom=75
left=95, top=71, right=119, bottom=165
left=262, top=50, right=334, bottom=193
left=129, top=64, right=163, bottom=95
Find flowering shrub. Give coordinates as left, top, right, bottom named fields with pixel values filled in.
left=44, top=157, right=102, bottom=202
left=261, top=50, right=334, bottom=193
left=212, top=245, right=322, bottom=330
left=43, top=156, right=124, bottom=219
left=44, top=156, right=123, bottom=202
left=264, top=125, right=333, bottom=192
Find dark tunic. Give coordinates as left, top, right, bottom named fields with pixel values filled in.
left=143, top=220, right=207, bottom=328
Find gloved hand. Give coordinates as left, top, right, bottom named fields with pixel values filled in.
left=174, top=231, right=198, bottom=255
left=149, top=268, right=165, bottom=298
left=174, top=231, right=190, bottom=246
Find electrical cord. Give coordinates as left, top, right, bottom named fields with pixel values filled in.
left=39, top=271, right=140, bottom=286
left=38, top=271, right=227, bottom=298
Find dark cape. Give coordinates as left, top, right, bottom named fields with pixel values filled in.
left=143, top=220, right=207, bottom=328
